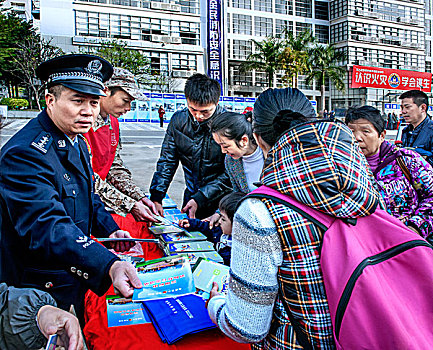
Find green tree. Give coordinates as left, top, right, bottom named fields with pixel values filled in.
left=7, top=35, right=64, bottom=110
left=240, top=37, right=285, bottom=88
left=305, top=44, right=346, bottom=112
left=280, top=29, right=315, bottom=88
left=0, top=9, right=35, bottom=97
left=88, top=40, right=152, bottom=84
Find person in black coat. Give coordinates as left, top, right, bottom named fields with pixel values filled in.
left=400, top=90, right=433, bottom=166
left=0, top=54, right=141, bottom=322
left=150, top=74, right=231, bottom=219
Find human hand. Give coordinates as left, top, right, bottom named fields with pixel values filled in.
left=206, top=282, right=221, bottom=308
left=178, top=219, right=190, bottom=228
left=203, top=213, right=221, bottom=230
left=182, top=199, right=198, bottom=219
left=140, top=197, right=159, bottom=217
left=131, top=201, right=158, bottom=223
left=37, top=305, right=84, bottom=350
left=109, top=230, right=135, bottom=252
left=153, top=201, right=164, bottom=216
left=109, top=260, right=142, bottom=298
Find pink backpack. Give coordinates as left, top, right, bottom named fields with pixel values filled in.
left=250, top=186, right=433, bottom=349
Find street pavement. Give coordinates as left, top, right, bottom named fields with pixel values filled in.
left=0, top=119, right=186, bottom=207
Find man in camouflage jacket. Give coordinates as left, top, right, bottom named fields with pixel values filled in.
left=84, top=67, right=157, bottom=222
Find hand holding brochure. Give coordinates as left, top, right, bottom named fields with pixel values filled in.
left=192, top=258, right=230, bottom=293
left=132, top=257, right=195, bottom=301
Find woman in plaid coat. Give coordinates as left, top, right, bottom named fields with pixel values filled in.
left=207, top=88, right=381, bottom=349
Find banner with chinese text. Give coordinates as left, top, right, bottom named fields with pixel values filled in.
left=207, top=0, right=223, bottom=94
left=352, top=65, right=432, bottom=92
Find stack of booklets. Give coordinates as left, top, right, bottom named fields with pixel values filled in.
left=143, top=293, right=216, bottom=344
left=106, top=256, right=218, bottom=344
left=149, top=208, right=224, bottom=265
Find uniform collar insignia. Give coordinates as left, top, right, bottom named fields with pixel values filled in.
left=31, top=132, right=53, bottom=154
left=58, top=139, right=66, bottom=148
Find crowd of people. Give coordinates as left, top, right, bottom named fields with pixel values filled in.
left=0, top=53, right=432, bottom=349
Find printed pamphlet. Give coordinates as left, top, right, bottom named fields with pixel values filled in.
left=106, top=295, right=152, bottom=327
left=192, top=258, right=230, bottom=293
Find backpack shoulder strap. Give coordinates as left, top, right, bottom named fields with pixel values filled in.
left=248, top=186, right=336, bottom=231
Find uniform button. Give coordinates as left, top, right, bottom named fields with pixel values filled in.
left=45, top=282, right=53, bottom=289
left=72, top=190, right=76, bottom=195
left=77, top=270, right=82, bottom=276
left=71, top=267, right=77, bottom=273
left=83, top=273, right=89, bottom=279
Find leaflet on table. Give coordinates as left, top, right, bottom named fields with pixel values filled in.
left=167, top=241, right=215, bottom=254
left=106, top=295, right=152, bottom=327
left=143, top=293, right=216, bottom=344
left=132, top=257, right=195, bottom=301
left=160, top=231, right=207, bottom=244
left=170, top=251, right=224, bottom=265
left=162, top=195, right=177, bottom=209
left=163, top=208, right=183, bottom=216
left=192, top=258, right=230, bottom=293
left=149, top=225, right=184, bottom=235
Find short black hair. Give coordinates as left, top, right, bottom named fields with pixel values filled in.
left=48, top=85, right=66, bottom=99
left=219, top=191, right=246, bottom=222
left=210, top=112, right=255, bottom=147
left=399, top=90, right=429, bottom=108
left=345, top=106, right=385, bottom=135
left=108, top=86, right=125, bottom=96
left=184, top=73, right=221, bottom=105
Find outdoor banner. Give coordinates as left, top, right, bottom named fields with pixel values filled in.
left=175, top=94, right=187, bottom=112
left=163, top=94, right=176, bottom=121
left=222, top=96, right=234, bottom=112
left=351, top=65, right=432, bottom=92
left=207, top=0, right=223, bottom=94
left=150, top=93, right=163, bottom=123
left=137, top=93, right=151, bottom=122
left=233, top=97, right=245, bottom=114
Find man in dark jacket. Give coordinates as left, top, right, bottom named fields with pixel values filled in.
left=150, top=74, right=231, bottom=219
left=0, top=54, right=141, bottom=323
left=400, top=90, right=433, bottom=165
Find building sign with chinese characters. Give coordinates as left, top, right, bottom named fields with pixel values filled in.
left=207, top=0, right=223, bottom=93
left=352, top=65, right=432, bottom=92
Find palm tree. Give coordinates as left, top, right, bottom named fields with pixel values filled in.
left=306, top=44, right=346, bottom=113
left=240, top=37, right=285, bottom=88
left=280, top=29, right=315, bottom=88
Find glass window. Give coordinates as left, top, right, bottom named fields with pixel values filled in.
left=255, top=16, right=273, bottom=37
left=295, top=22, right=312, bottom=36
left=295, top=0, right=312, bottom=18
left=254, top=0, right=272, bottom=12
left=275, top=0, right=292, bottom=14
left=232, top=40, right=252, bottom=59
left=233, top=14, right=252, bottom=35
left=315, top=24, right=329, bottom=44
left=275, top=19, right=293, bottom=37
left=232, top=0, right=251, bottom=9
left=315, top=1, right=328, bottom=20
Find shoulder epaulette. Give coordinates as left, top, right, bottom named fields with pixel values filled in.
left=30, top=131, right=53, bottom=154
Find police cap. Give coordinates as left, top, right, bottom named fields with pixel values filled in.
left=36, top=54, right=114, bottom=97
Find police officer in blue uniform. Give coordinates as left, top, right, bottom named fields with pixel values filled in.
left=0, top=54, right=142, bottom=322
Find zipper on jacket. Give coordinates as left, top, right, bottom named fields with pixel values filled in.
left=334, top=239, right=432, bottom=340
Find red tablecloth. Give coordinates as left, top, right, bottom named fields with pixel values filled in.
left=83, top=214, right=250, bottom=350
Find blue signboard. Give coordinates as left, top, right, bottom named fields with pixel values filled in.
left=207, top=0, right=223, bottom=93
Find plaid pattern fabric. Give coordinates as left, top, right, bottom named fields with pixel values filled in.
left=254, top=121, right=380, bottom=349
left=262, top=121, right=380, bottom=218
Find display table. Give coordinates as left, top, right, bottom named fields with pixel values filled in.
left=83, top=214, right=250, bottom=349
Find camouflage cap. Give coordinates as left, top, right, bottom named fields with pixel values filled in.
left=105, top=67, right=147, bottom=100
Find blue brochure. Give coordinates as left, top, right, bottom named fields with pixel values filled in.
left=143, top=294, right=216, bottom=344
left=132, top=257, right=195, bottom=301
left=106, top=296, right=152, bottom=327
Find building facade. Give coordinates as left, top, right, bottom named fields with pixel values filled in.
left=224, top=0, right=330, bottom=101
left=37, top=0, right=205, bottom=92
left=2, top=0, right=32, bottom=20
left=330, top=0, right=428, bottom=110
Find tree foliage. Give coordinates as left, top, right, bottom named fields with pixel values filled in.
left=305, top=44, right=346, bottom=111
left=87, top=40, right=152, bottom=85
left=240, top=37, right=285, bottom=87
